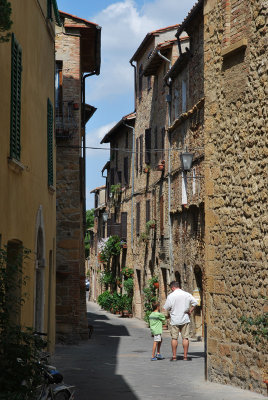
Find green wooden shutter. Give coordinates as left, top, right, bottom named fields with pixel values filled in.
left=10, top=33, right=22, bottom=160
left=47, top=98, right=53, bottom=186
left=47, top=0, right=52, bottom=19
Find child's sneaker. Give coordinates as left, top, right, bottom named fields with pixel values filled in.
left=156, top=354, right=164, bottom=360
left=151, top=356, right=158, bottom=361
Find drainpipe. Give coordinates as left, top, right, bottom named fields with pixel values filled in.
left=158, top=50, right=174, bottom=279
left=123, top=122, right=135, bottom=248
left=130, top=60, right=137, bottom=111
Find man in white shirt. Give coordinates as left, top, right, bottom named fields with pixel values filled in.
left=164, top=281, right=197, bottom=361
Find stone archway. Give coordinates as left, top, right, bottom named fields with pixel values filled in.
left=34, top=207, right=46, bottom=333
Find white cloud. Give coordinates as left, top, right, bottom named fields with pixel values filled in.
left=86, top=121, right=117, bottom=158
left=86, top=0, right=196, bottom=103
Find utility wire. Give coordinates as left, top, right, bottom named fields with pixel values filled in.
left=56, top=145, right=204, bottom=153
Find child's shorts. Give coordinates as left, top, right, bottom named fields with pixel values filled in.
left=153, top=334, right=162, bottom=342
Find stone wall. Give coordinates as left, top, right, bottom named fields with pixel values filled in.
left=55, top=19, right=88, bottom=343
left=204, top=0, right=267, bottom=394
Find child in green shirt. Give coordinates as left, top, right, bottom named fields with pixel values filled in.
left=149, top=302, right=166, bottom=361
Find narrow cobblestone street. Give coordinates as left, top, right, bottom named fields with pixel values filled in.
left=53, top=300, right=265, bottom=400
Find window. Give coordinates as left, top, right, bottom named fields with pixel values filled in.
left=138, top=64, right=143, bottom=99
left=146, top=200, right=150, bottom=223
left=55, top=61, right=63, bottom=117
left=124, top=157, right=128, bottom=185
left=136, top=202, right=140, bottom=235
left=115, top=142, right=118, bottom=169
left=192, top=168, right=196, bottom=195
left=154, top=127, right=158, bottom=165
left=160, top=195, right=164, bottom=235
left=182, top=79, right=187, bottom=113
left=47, top=0, right=52, bottom=19
left=136, top=138, right=139, bottom=173
left=47, top=98, right=54, bottom=186
left=161, top=128, right=165, bottom=161
left=117, top=171, right=122, bottom=184
left=139, top=135, right=143, bottom=171
left=147, top=76, right=151, bottom=91
left=10, top=34, right=22, bottom=161
left=121, top=212, right=128, bottom=240
left=174, top=87, right=179, bottom=119
left=110, top=168, right=115, bottom=185
left=145, top=128, right=151, bottom=165
left=125, top=131, right=128, bottom=148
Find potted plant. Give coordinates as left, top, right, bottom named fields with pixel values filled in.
left=120, top=240, right=127, bottom=249
left=143, top=164, right=151, bottom=173
left=146, top=219, right=156, bottom=230
left=121, top=267, right=134, bottom=278
left=139, top=232, right=149, bottom=243
left=149, top=276, right=159, bottom=289
left=157, top=163, right=165, bottom=171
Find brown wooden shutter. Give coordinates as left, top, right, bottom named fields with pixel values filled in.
left=113, top=223, right=121, bottom=237
left=154, top=127, right=158, bottom=165
left=145, top=128, right=151, bottom=164
left=121, top=212, right=127, bottom=240
left=160, top=195, right=164, bottom=235
left=117, top=170, right=122, bottom=184
left=139, top=135, right=143, bottom=170
left=124, top=157, right=128, bottom=185
left=136, top=202, right=140, bottom=235
left=136, top=138, right=139, bottom=172
left=110, top=168, right=115, bottom=185
left=107, top=219, right=111, bottom=237
left=161, top=127, right=165, bottom=161
left=146, top=200, right=150, bottom=223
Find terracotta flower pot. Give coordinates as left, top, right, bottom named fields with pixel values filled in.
left=157, top=164, right=164, bottom=171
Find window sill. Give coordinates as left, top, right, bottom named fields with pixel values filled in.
left=8, top=157, right=25, bottom=173
left=222, top=38, right=247, bottom=58
left=48, top=185, right=56, bottom=194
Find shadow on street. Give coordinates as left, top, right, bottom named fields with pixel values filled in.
left=54, top=309, right=139, bottom=400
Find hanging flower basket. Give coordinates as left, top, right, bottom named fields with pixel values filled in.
left=157, top=164, right=165, bottom=171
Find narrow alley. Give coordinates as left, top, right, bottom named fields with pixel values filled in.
left=53, top=301, right=265, bottom=400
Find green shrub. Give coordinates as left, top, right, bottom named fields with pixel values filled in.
left=123, top=278, right=133, bottom=296
left=99, top=235, right=122, bottom=263
left=100, top=270, right=115, bottom=285
left=97, top=291, right=113, bottom=311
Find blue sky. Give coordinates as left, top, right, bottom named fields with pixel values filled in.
left=56, top=0, right=196, bottom=209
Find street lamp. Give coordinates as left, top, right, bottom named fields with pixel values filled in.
left=181, top=151, right=194, bottom=171
left=102, top=211, right=109, bottom=222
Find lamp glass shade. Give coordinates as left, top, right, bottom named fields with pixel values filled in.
left=181, top=152, right=194, bottom=171
left=102, top=212, right=109, bottom=222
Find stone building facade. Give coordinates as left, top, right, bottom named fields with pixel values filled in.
left=128, top=26, right=180, bottom=319
left=203, top=0, right=267, bottom=394
left=165, top=2, right=205, bottom=338
left=55, top=11, right=101, bottom=343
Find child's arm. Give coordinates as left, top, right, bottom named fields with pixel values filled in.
left=159, top=313, right=166, bottom=324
